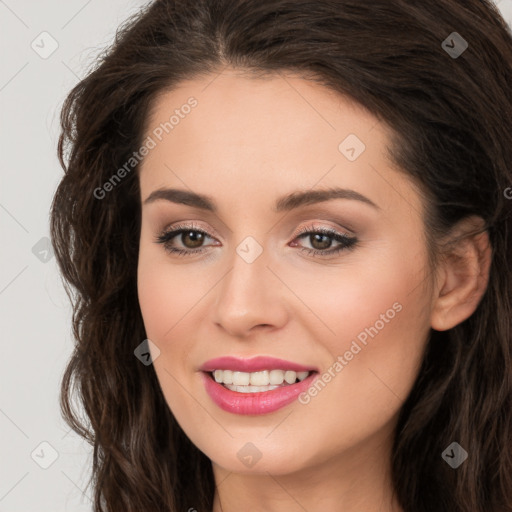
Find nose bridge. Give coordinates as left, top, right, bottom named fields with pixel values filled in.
left=212, top=234, right=287, bottom=335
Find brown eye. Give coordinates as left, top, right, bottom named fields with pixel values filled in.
left=292, top=226, right=358, bottom=257
left=155, top=223, right=217, bottom=256
left=308, top=233, right=334, bottom=251
left=180, top=230, right=206, bottom=249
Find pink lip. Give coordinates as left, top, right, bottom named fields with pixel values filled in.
left=201, top=371, right=318, bottom=415
left=199, top=356, right=317, bottom=373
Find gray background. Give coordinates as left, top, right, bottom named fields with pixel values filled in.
left=1, top=1, right=511, bottom=510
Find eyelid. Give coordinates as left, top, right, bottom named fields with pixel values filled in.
left=286, top=208, right=360, bottom=234
left=292, top=222, right=354, bottom=239
left=160, top=221, right=219, bottom=240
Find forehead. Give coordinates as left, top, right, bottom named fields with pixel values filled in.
left=144, top=69, right=382, bottom=155
left=138, top=69, right=423, bottom=219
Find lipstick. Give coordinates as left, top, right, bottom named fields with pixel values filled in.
left=200, top=356, right=318, bottom=415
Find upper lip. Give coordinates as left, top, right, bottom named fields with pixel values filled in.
left=199, top=356, right=318, bottom=373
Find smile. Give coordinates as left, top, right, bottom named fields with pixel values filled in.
left=200, top=356, right=319, bottom=415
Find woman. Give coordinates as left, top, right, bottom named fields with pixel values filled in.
left=50, top=0, right=512, bottom=510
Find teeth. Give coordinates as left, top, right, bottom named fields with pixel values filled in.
left=269, top=369, right=284, bottom=385
left=284, top=370, right=296, bottom=384
left=213, top=370, right=236, bottom=384
left=233, top=372, right=250, bottom=385
left=250, top=371, right=269, bottom=386
left=211, top=369, right=311, bottom=387
left=225, top=384, right=281, bottom=393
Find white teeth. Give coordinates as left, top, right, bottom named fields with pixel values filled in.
left=225, top=384, right=280, bottom=393
left=284, top=370, right=296, bottom=384
left=223, top=369, right=233, bottom=384
left=211, top=369, right=312, bottom=388
left=269, top=369, right=285, bottom=385
left=232, top=371, right=250, bottom=386
left=249, top=371, right=269, bottom=386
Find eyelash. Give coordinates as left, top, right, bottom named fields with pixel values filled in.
left=154, top=222, right=358, bottom=258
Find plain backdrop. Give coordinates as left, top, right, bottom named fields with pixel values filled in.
left=1, top=0, right=511, bottom=510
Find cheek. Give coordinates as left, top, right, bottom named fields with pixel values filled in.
left=137, top=248, right=207, bottom=342
left=137, top=257, right=204, bottom=420
left=284, top=240, right=429, bottom=347
left=136, top=254, right=199, bottom=399
left=137, top=262, right=171, bottom=341
left=287, top=242, right=431, bottom=402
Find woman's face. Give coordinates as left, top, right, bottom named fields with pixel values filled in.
left=137, top=69, right=434, bottom=477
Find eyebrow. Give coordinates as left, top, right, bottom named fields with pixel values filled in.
left=143, top=186, right=380, bottom=212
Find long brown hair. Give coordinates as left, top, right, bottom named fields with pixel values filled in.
left=50, top=1, right=512, bottom=510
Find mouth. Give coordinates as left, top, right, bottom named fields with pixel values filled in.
left=199, top=357, right=319, bottom=415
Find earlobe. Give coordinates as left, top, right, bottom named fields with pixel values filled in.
left=430, top=217, right=492, bottom=332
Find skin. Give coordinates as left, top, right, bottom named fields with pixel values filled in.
left=137, top=68, right=491, bottom=512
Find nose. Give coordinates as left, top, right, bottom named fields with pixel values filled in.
left=211, top=243, right=289, bottom=338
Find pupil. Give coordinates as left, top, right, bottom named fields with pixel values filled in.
left=183, top=231, right=204, bottom=248
left=311, top=234, right=331, bottom=250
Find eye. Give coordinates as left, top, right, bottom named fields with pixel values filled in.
left=154, top=222, right=358, bottom=258
left=154, top=222, right=218, bottom=257
left=290, top=225, right=358, bottom=257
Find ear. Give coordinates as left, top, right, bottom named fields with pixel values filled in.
left=430, top=216, right=492, bottom=332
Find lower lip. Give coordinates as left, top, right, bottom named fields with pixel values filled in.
left=201, top=371, right=318, bottom=415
